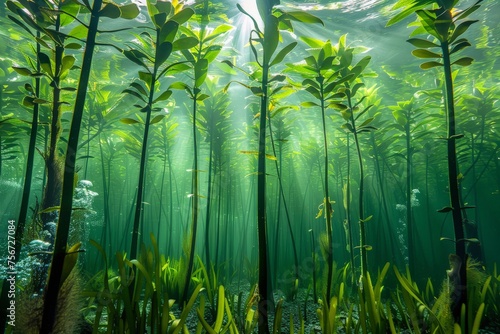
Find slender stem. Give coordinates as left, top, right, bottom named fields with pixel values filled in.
left=40, top=1, right=102, bottom=330
left=319, top=77, right=333, bottom=299
left=441, top=39, right=467, bottom=322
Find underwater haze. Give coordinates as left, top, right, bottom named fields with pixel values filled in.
left=0, top=0, right=499, bottom=333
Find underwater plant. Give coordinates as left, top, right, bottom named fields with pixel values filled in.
left=121, top=0, right=194, bottom=261
left=333, top=35, right=375, bottom=283
left=289, top=37, right=347, bottom=300
left=233, top=1, right=323, bottom=332
left=169, top=0, right=232, bottom=305
left=388, top=0, right=484, bottom=324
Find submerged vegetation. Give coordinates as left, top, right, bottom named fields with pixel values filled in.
left=0, top=0, right=498, bottom=333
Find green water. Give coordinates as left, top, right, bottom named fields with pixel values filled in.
left=0, top=0, right=499, bottom=333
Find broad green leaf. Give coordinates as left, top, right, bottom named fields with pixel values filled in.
left=341, top=122, right=354, bottom=132
left=264, top=16, right=279, bottom=64
left=437, top=206, right=453, bottom=213
left=302, top=78, right=319, bottom=89
left=359, top=117, right=374, bottom=128
left=131, top=82, right=148, bottom=96
left=300, top=36, right=325, bottom=48
left=419, top=61, right=442, bottom=69
left=450, top=40, right=471, bottom=54
left=12, top=67, right=32, bottom=76
left=153, top=90, right=172, bottom=103
left=449, top=20, right=478, bottom=44
left=123, top=89, right=147, bottom=102
left=452, top=57, right=473, bottom=66
left=195, top=59, right=209, bottom=88
left=169, top=81, right=190, bottom=90
left=119, top=3, right=140, bottom=19
left=159, top=21, right=179, bottom=44
left=150, top=114, right=166, bottom=125
left=270, top=41, right=297, bottom=67
left=139, top=71, right=153, bottom=88
left=411, top=49, right=442, bottom=58
left=65, top=43, right=82, bottom=49
left=305, top=86, right=320, bottom=99
left=171, top=7, right=195, bottom=25
left=416, top=9, right=442, bottom=41
left=454, top=2, right=481, bottom=21
left=172, top=37, right=198, bottom=51
left=301, top=101, right=320, bottom=108
left=196, top=94, right=209, bottom=101
left=156, top=42, right=173, bottom=70
left=124, top=50, right=149, bottom=70
left=154, top=13, right=167, bottom=27
left=61, top=55, right=76, bottom=75
left=38, top=52, right=52, bottom=76
left=121, top=118, right=141, bottom=124
left=205, top=24, right=233, bottom=42
left=407, top=38, right=440, bottom=48
left=285, top=11, right=324, bottom=25
left=269, top=75, right=287, bottom=83
left=99, top=3, right=121, bottom=19
left=203, top=45, right=222, bottom=63
left=23, top=96, right=35, bottom=107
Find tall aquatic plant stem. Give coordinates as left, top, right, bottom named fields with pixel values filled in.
left=40, top=0, right=103, bottom=330
left=319, top=77, right=334, bottom=300
left=257, top=56, right=271, bottom=334
left=0, top=28, right=41, bottom=334
left=388, top=0, right=484, bottom=324
left=441, top=38, right=467, bottom=318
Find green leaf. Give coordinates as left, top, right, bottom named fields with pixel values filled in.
left=12, top=67, right=32, bottom=76
left=131, top=82, right=148, bottom=97
left=171, top=7, right=195, bottom=25
left=449, top=20, right=478, bottom=44
left=65, top=43, right=82, bottom=50
left=99, top=2, right=121, bottom=19
left=123, top=89, right=147, bottom=102
left=169, top=81, right=190, bottom=90
left=22, top=96, right=35, bottom=107
left=150, top=114, right=166, bottom=125
left=139, top=71, right=153, bottom=88
left=156, top=42, right=173, bottom=70
left=419, top=61, right=442, bottom=69
left=124, top=50, right=149, bottom=70
left=38, top=52, right=52, bottom=77
left=437, top=206, right=453, bottom=213
left=359, top=117, right=374, bottom=128
left=360, top=215, right=373, bottom=223
left=264, top=16, right=279, bottom=64
left=196, top=94, right=209, bottom=101
left=411, top=49, right=441, bottom=59
left=195, top=59, right=209, bottom=88
left=407, top=38, right=440, bottom=48
left=270, top=41, right=297, bottom=67
left=173, top=37, right=199, bottom=51
left=159, top=20, right=179, bottom=44
left=301, top=101, right=319, bottom=108
left=121, top=118, right=141, bottom=125
left=119, top=3, right=139, bottom=19
left=452, top=57, right=473, bottom=67
left=302, top=78, right=319, bottom=89
left=454, top=2, right=481, bottom=21
left=61, top=55, right=76, bottom=75
left=153, top=90, right=172, bottom=103
left=205, top=24, right=233, bottom=42
left=450, top=40, right=471, bottom=54
left=285, top=11, right=324, bottom=25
